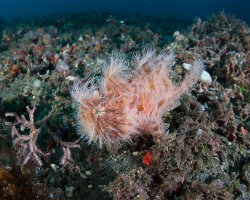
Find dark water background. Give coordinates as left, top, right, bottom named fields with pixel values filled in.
left=0, top=0, right=249, bottom=23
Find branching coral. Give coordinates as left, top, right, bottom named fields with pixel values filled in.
left=71, top=49, right=204, bottom=148
left=5, top=106, right=51, bottom=166
left=5, top=106, right=80, bottom=168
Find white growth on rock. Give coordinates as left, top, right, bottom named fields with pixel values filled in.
left=183, top=63, right=212, bottom=85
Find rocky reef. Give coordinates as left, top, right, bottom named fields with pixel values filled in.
left=0, top=12, right=249, bottom=199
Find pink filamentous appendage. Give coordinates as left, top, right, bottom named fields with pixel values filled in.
left=71, top=49, right=204, bottom=148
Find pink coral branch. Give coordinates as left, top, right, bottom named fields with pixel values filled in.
left=5, top=106, right=51, bottom=167
left=5, top=105, right=81, bottom=169
left=53, top=135, right=80, bottom=167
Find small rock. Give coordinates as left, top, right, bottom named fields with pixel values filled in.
left=183, top=63, right=212, bottom=85
left=183, top=63, right=191, bottom=70
left=201, top=70, right=212, bottom=85
left=65, top=186, right=74, bottom=198
left=50, top=164, right=59, bottom=171
left=80, top=172, right=87, bottom=179
left=88, top=184, right=93, bottom=189
left=66, top=76, right=77, bottom=81
left=85, top=170, right=92, bottom=176
left=65, top=186, right=75, bottom=193
left=196, top=129, right=203, bottom=136
left=173, top=31, right=180, bottom=37
left=33, top=79, right=42, bottom=88
left=78, top=36, right=83, bottom=41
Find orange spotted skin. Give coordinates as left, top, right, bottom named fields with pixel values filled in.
left=71, top=51, right=204, bottom=147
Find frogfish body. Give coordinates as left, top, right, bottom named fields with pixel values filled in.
left=71, top=50, right=204, bottom=148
